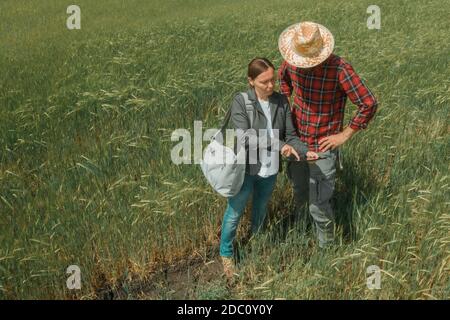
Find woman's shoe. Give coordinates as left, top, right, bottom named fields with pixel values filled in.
left=221, top=256, right=236, bottom=279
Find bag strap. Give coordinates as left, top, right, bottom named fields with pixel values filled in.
left=241, top=92, right=255, bottom=128
left=218, top=92, right=254, bottom=135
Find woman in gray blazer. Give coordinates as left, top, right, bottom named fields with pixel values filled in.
left=220, top=57, right=318, bottom=278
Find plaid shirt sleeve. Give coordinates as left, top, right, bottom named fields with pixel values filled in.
left=338, top=62, right=378, bottom=130
left=278, top=60, right=293, bottom=98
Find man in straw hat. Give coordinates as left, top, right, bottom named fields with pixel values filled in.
left=278, top=21, right=378, bottom=248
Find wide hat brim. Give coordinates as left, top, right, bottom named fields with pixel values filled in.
left=278, top=22, right=334, bottom=68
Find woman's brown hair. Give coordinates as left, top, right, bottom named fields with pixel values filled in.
left=247, top=57, right=275, bottom=81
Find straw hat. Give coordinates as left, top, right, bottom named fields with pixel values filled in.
left=278, top=21, right=334, bottom=68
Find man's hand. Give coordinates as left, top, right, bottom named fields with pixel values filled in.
left=318, top=127, right=356, bottom=152
left=281, top=144, right=300, bottom=161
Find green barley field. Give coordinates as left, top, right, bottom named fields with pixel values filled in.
left=0, top=0, right=449, bottom=299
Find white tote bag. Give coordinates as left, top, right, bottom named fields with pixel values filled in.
left=200, top=93, right=254, bottom=197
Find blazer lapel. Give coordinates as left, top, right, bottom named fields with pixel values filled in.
left=247, top=87, right=263, bottom=109
left=247, top=88, right=278, bottom=124
left=268, top=94, right=279, bottom=124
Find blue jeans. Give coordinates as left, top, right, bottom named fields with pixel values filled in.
left=220, top=173, right=277, bottom=257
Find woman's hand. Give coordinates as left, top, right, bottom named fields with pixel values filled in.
left=306, top=151, right=319, bottom=161
left=281, top=144, right=300, bottom=161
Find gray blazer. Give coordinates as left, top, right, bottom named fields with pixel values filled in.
left=229, top=88, right=308, bottom=175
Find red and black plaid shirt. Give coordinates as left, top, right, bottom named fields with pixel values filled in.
left=278, top=53, right=378, bottom=151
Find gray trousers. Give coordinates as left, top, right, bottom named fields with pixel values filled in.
left=287, top=149, right=340, bottom=248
